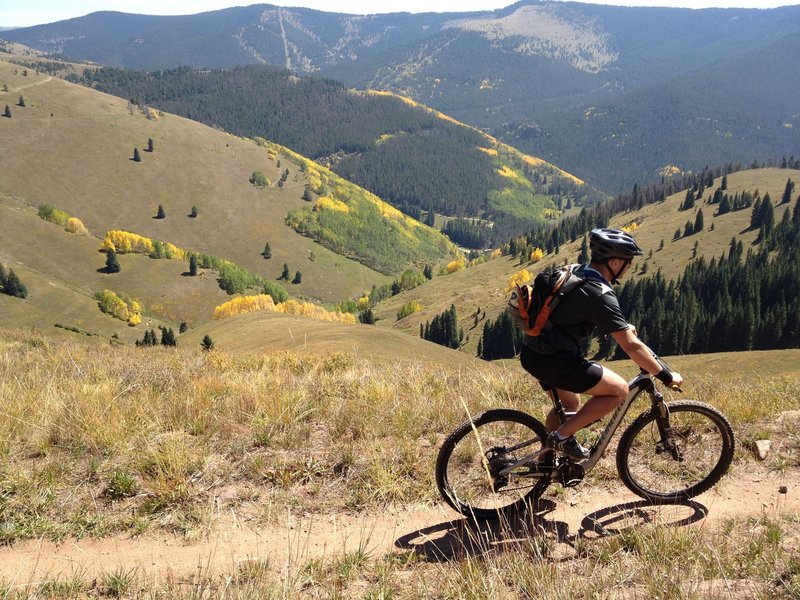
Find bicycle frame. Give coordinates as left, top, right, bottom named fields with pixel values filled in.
left=498, top=372, right=663, bottom=476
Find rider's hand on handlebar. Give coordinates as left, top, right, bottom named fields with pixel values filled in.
left=670, top=371, right=684, bottom=392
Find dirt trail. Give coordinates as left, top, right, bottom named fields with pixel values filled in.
left=1, top=468, right=796, bottom=586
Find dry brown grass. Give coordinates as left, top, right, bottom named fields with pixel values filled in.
left=1, top=326, right=800, bottom=597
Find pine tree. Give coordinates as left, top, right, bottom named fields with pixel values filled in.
left=105, top=249, right=121, bottom=273
left=3, top=269, right=27, bottom=298
left=780, top=179, right=794, bottom=205
left=201, top=334, right=215, bottom=352
left=718, top=194, right=731, bottom=215
left=17, top=95, right=25, bottom=107
left=292, top=271, right=302, bottom=284
left=189, top=254, right=198, bottom=276
left=262, top=242, right=271, bottom=259
left=0, top=263, right=7, bottom=290
left=160, top=327, right=177, bottom=347
left=147, top=138, right=154, bottom=152
left=189, top=206, right=198, bottom=218
left=681, top=188, right=695, bottom=211
left=694, top=208, right=705, bottom=234
left=3, top=105, right=10, bottom=118
left=179, top=322, right=189, bottom=334
left=133, top=147, right=141, bottom=162
left=750, top=198, right=763, bottom=230
left=359, top=309, right=375, bottom=324
left=280, top=263, right=290, bottom=280
left=578, top=235, right=589, bottom=263
left=156, top=204, right=166, bottom=219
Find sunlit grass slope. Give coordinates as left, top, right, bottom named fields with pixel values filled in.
left=375, top=167, right=800, bottom=356
left=0, top=59, right=450, bottom=331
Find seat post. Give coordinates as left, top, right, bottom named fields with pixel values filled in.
left=549, top=389, right=571, bottom=425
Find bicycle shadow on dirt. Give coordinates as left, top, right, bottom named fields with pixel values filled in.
left=394, top=499, right=708, bottom=562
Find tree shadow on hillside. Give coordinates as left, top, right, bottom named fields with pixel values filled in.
left=394, top=498, right=707, bottom=563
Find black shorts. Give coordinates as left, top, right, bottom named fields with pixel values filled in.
left=520, top=345, right=603, bottom=393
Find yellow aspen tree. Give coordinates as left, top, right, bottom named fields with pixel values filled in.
left=507, top=269, right=532, bottom=292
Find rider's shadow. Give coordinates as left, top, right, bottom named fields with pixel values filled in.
left=395, top=499, right=565, bottom=562
left=394, top=499, right=708, bottom=562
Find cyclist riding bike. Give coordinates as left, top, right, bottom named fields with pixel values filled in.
left=521, top=228, right=683, bottom=460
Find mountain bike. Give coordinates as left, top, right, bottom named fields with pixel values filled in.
left=435, top=365, right=735, bottom=520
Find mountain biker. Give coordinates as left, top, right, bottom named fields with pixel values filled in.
left=520, top=227, right=683, bottom=460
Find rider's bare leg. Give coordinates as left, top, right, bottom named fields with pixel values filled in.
left=545, top=389, right=580, bottom=432
left=555, top=367, right=628, bottom=438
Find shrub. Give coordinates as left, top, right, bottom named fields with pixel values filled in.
left=250, top=171, right=269, bottom=188
left=65, top=217, right=89, bottom=235
left=397, top=301, right=423, bottom=320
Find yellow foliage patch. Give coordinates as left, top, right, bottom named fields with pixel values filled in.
left=276, top=300, right=357, bottom=324
left=490, top=248, right=503, bottom=259
left=65, top=217, right=89, bottom=235
left=96, top=290, right=142, bottom=326
left=496, top=165, right=530, bottom=187
left=213, top=295, right=356, bottom=325
left=316, top=196, right=350, bottom=213
left=478, top=147, right=498, bottom=156
left=530, top=247, right=544, bottom=263
left=213, top=295, right=276, bottom=320
left=447, top=258, right=466, bottom=274
left=507, top=269, right=532, bottom=293
left=102, top=231, right=154, bottom=255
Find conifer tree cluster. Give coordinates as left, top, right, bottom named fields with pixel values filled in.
left=420, top=305, right=462, bottom=349
left=136, top=327, right=178, bottom=347
left=478, top=311, right=522, bottom=360
left=607, top=210, right=800, bottom=357
left=0, top=263, right=28, bottom=298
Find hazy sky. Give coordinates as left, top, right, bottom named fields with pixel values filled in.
left=1, top=0, right=793, bottom=28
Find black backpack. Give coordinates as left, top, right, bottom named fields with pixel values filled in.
left=507, top=264, right=587, bottom=336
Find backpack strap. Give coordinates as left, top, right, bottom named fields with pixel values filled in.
left=530, top=265, right=588, bottom=337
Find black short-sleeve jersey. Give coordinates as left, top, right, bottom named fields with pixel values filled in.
left=523, top=264, right=630, bottom=355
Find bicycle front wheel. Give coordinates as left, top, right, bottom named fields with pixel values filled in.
left=617, top=400, right=735, bottom=503
left=436, top=409, right=552, bottom=520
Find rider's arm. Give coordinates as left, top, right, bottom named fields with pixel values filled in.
left=611, top=327, right=683, bottom=388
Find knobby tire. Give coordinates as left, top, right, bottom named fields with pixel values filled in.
left=616, top=400, right=735, bottom=503
left=435, top=409, right=552, bottom=521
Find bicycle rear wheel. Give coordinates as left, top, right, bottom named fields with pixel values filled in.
left=616, top=400, right=735, bottom=503
left=435, top=408, right=552, bottom=520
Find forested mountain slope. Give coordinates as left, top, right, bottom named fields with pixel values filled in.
left=3, top=2, right=798, bottom=192
left=69, top=64, right=602, bottom=245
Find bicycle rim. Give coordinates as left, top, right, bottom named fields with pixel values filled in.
left=436, top=409, right=551, bottom=520
left=617, top=401, right=735, bottom=503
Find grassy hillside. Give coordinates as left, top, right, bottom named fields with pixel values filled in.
left=0, top=57, right=461, bottom=341
left=374, top=167, right=800, bottom=356
left=69, top=64, right=601, bottom=244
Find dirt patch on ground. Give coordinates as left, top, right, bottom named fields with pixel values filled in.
left=1, top=464, right=796, bottom=587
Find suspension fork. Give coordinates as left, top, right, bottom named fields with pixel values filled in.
left=650, top=385, right=681, bottom=460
